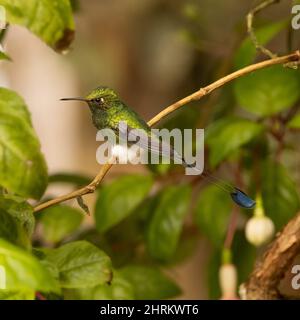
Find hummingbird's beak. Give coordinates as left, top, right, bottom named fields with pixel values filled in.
left=60, top=97, right=88, bottom=102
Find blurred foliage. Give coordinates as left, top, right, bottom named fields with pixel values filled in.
left=38, top=205, right=83, bottom=243
left=0, top=0, right=300, bottom=301
left=194, top=185, right=232, bottom=247
left=235, top=66, right=300, bottom=116
left=146, top=184, right=191, bottom=261
left=95, top=175, right=153, bottom=232
left=0, top=0, right=74, bottom=52
left=0, top=88, right=48, bottom=199
left=119, top=265, right=181, bottom=299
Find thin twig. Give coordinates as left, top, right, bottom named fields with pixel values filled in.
left=34, top=163, right=113, bottom=212
left=33, top=51, right=300, bottom=213
left=148, top=51, right=300, bottom=127
left=247, top=0, right=280, bottom=59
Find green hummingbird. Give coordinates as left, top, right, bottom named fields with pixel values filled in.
left=61, top=86, right=255, bottom=209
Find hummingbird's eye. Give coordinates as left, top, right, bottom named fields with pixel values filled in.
left=95, top=98, right=101, bottom=103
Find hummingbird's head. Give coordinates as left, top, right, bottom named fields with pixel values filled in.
left=60, top=86, right=119, bottom=113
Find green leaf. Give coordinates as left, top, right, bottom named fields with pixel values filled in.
left=146, top=184, right=191, bottom=261
left=206, top=117, right=263, bottom=167
left=0, top=239, right=59, bottom=293
left=65, top=272, right=134, bottom=300
left=234, top=66, right=300, bottom=117
left=262, top=161, right=300, bottom=229
left=0, top=88, right=48, bottom=199
left=95, top=175, right=153, bottom=233
left=48, top=173, right=92, bottom=187
left=88, top=273, right=134, bottom=300
left=120, top=265, right=181, bottom=300
left=39, top=205, right=83, bottom=243
left=0, top=289, right=35, bottom=300
left=44, top=240, right=112, bottom=288
left=0, top=195, right=34, bottom=237
left=234, top=20, right=287, bottom=69
left=0, top=195, right=34, bottom=248
left=194, top=185, right=232, bottom=247
left=288, top=113, right=300, bottom=129
left=0, top=0, right=75, bottom=52
left=0, top=50, right=11, bottom=61
left=0, top=209, right=30, bottom=248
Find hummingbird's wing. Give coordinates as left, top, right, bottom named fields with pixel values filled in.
left=118, top=121, right=185, bottom=165
left=118, top=122, right=255, bottom=209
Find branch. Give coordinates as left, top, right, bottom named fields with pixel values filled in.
left=242, top=211, right=300, bottom=299
left=34, top=164, right=113, bottom=212
left=247, top=0, right=280, bottom=59
left=33, top=50, right=300, bottom=213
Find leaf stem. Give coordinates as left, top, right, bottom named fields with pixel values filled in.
left=247, top=0, right=280, bottom=59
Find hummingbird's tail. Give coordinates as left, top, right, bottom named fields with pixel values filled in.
left=181, top=159, right=255, bottom=209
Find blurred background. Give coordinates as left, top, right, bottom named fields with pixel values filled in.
left=0, top=0, right=299, bottom=299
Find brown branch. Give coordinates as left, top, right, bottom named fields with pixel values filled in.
left=34, top=163, right=113, bottom=212
left=33, top=50, right=300, bottom=213
left=243, top=211, right=300, bottom=299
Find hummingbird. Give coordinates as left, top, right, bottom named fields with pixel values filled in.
left=61, top=86, right=255, bottom=209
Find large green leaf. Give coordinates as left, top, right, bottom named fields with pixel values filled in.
left=0, top=289, right=35, bottom=300
left=206, top=117, right=263, bottom=167
left=0, top=195, right=34, bottom=248
left=0, top=0, right=74, bottom=52
left=0, top=88, right=48, bottom=199
left=146, top=184, right=191, bottom=261
left=0, top=239, right=59, bottom=293
left=120, top=265, right=181, bottom=300
left=234, top=20, right=287, bottom=69
left=234, top=66, right=300, bottom=117
left=65, top=272, right=134, bottom=300
left=194, top=185, right=232, bottom=247
left=0, top=209, right=30, bottom=249
left=44, top=241, right=112, bottom=288
left=95, top=175, right=153, bottom=233
left=39, top=205, right=83, bottom=243
left=0, top=195, right=34, bottom=237
left=262, top=161, right=300, bottom=229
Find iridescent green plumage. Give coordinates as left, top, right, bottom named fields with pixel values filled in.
left=84, top=86, right=150, bottom=134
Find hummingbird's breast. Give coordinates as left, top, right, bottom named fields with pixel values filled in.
left=92, top=109, right=108, bottom=130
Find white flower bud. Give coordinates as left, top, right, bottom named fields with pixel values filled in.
left=245, top=215, right=275, bottom=247
left=219, top=263, right=238, bottom=299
